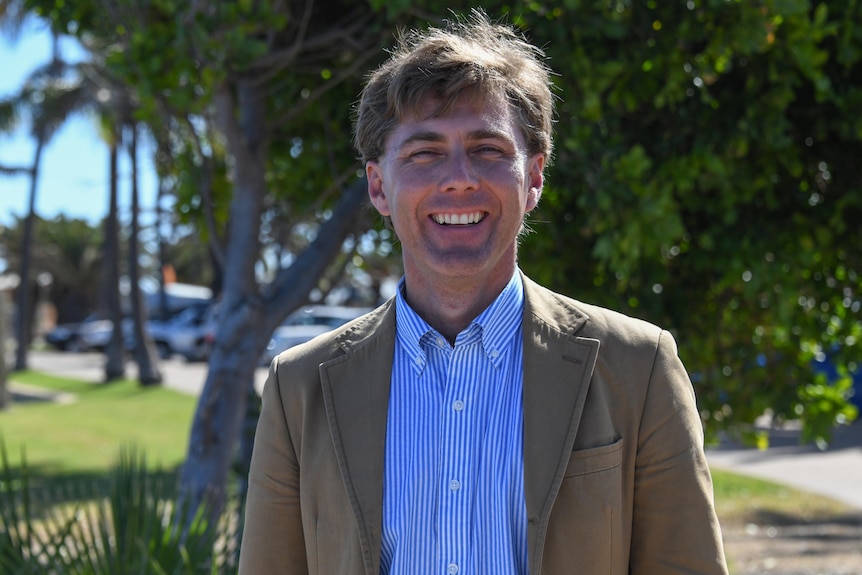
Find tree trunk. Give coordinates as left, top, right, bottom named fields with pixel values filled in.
left=157, top=179, right=170, bottom=320
left=178, top=78, right=371, bottom=533
left=13, top=135, right=44, bottom=371
left=103, top=134, right=125, bottom=381
left=127, top=123, right=163, bottom=385
left=179, top=175, right=369, bottom=523
left=178, top=80, right=268, bottom=524
left=0, top=287, right=10, bottom=410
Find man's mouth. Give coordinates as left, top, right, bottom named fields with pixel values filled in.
left=431, top=212, right=485, bottom=225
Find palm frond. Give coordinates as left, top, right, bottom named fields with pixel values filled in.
left=0, top=440, right=238, bottom=574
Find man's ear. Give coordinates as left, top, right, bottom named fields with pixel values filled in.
left=366, top=161, right=390, bottom=216
left=525, top=153, right=545, bottom=212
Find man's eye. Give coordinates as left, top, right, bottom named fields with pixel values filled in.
left=475, top=146, right=504, bottom=155
left=409, top=150, right=440, bottom=160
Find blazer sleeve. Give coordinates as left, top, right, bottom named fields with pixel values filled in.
left=238, top=362, right=309, bottom=574
left=630, top=330, right=728, bottom=574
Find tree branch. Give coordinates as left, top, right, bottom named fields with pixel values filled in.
left=0, top=164, right=34, bottom=176
left=269, top=44, right=380, bottom=126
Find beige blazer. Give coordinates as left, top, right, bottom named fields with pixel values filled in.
left=239, top=275, right=728, bottom=574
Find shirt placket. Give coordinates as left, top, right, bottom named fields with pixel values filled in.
left=436, top=334, right=481, bottom=575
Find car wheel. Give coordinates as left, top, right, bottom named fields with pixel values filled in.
left=155, top=341, right=171, bottom=359
left=67, top=337, right=82, bottom=353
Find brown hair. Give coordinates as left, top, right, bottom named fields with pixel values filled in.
left=354, top=10, right=555, bottom=163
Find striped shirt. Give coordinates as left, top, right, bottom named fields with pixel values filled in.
left=380, top=272, right=528, bottom=575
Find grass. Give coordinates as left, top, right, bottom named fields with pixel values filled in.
left=1, top=370, right=197, bottom=478
left=711, top=467, right=851, bottom=525
left=1, top=369, right=855, bottom=524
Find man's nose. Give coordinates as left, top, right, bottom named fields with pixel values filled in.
left=439, top=150, right=479, bottom=193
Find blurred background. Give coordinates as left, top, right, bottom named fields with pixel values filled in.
left=0, top=2, right=860, bottom=573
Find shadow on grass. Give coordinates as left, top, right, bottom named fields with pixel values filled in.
left=1, top=462, right=184, bottom=520
left=746, top=508, right=862, bottom=530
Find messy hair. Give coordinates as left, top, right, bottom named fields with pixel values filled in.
left=354, top=10, right=555, bottom=163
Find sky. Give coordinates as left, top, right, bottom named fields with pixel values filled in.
left=0, top=17, right=156, bottom=230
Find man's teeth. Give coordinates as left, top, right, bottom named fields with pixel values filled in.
left=433, top=212, right=484, bottom=225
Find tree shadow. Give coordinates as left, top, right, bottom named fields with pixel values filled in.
left=2, top=463, right=184, bottom=521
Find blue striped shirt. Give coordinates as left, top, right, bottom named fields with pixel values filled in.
left=380, top=272, right=528, bottom=575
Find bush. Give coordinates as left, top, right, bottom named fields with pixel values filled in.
left=0, top=442, right=239, bottom=574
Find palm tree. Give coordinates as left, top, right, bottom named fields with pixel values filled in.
left=9, top=35, right=65, bottom=371
left=0, top=14, right=109, bottom=371
left=126, top=122, right=163, bottom=385
left=102, top=123, right=125, bottom=381
left=2, top=10, right=164, bottom=383
left=0, top=284, right=9, bottom=409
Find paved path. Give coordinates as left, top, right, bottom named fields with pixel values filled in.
left=13, top=350, right=862, bottom=510
left=20, top=349, right=269, bottom=396
left=706, top=422, right=862, bottom=510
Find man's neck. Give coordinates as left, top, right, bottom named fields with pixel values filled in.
left=402, top=269, right=514, bottom=345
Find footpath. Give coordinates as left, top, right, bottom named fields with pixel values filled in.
left=706, top=422, right=862, bottom=511
left=14, top=350, right=862, bottom=510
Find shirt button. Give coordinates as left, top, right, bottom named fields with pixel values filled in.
left=490, top=349, right=500, bottom=359
left=452, top=400, right=464, bottom=411
left=414, top=356, right=424, bottom=366
left=448, top=563, right=459, bottom=574
left=436, top=337, right=446, bottom=348
left=449, top=479, right=461, bottom=492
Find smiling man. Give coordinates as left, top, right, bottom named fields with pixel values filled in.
left=239, top=11, right=728, bottom=575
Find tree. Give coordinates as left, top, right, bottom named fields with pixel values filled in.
left=24, top=0, right=859, bottom=531
left=24, top=0, right=400, bottom=521
left=102, top=123, right=125, bottom=381
left=0, top=18, right=137, bottom=376
left=0, top=33, right=70, bottom=371
left=1, top=11, right=169, bottom=384
left=0, top=283, right=10, bottom=410
left=0, top=215, right=103, bottom=324
left=126, top=122, right=163, bottom=385
left=511, top=0, right=861, bottom=444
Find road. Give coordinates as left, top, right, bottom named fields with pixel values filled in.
left=22, top=349, right=269, bottom=396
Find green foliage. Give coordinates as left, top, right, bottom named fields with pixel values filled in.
left=511, top=0, right=862, bottom=444
left=0, top=215, right=105, bottom=323
left=0, top=442, right=237, bottom=574
left=12, top=0, right=859, bottom=446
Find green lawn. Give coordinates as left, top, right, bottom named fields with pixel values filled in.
left=1, top=369, right=852, bottom=525
left=1, top=371, right=197, bottom=477
left=711, top=467, right=849, bottom=524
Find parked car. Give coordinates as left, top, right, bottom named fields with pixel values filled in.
left=260, top=305, right=372, bottom=366
left=44, top=320, right=85, bottom=351
left=146, top=301, right=218, bottom=362
left=62, top=313, right=135, bottom=352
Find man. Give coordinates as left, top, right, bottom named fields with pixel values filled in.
left=239, top=12, right=728, bottom=575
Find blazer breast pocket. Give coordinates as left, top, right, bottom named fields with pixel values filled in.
left=542, top=439, right=624, bottom=574
left=564, top=438, right=623, bottom=477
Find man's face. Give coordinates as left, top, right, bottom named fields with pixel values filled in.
left=366, top=91, right=544, bottom=288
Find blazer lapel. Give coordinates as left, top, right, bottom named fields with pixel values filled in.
left=521, top=277, right=599, bottom=568
left=319, top=304, right=397, bottom=575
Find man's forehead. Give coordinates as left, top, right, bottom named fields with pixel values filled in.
left=406, top=89, right=505, bottom=122
left=387, top=92, right=517, bottom=146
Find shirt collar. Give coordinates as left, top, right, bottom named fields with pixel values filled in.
left=395, top=271, right=524, bottom=372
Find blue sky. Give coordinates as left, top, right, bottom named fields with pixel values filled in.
left=0, top=17, right=156, bottom=229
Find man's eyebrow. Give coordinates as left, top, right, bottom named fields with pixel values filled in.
left=468, top=128, right=513, bottom=142
left=396, top=131, right=446, bottom=151
left=395, top=128, right=514, bottom=151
